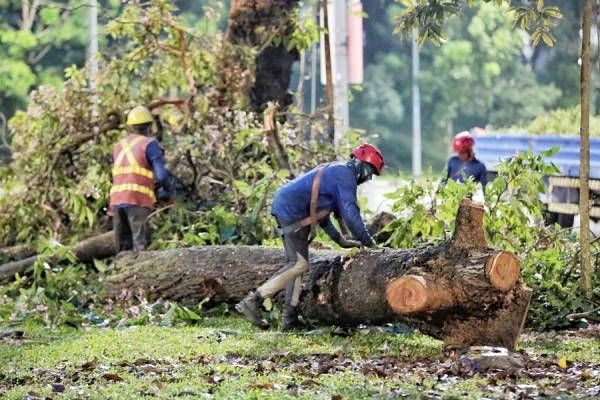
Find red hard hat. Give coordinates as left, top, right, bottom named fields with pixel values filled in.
left=453, top=131, right=475, bottom=153
left=352, top=143, right=384, bottom=175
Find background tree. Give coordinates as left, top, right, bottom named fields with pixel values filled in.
left=350, top=0, right=565, bottom=170
left=580, top=0, right=593, bottom=298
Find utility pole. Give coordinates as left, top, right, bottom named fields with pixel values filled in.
left=322, top=0, right=335, bottom=143
left=332, top=0, right=349, bottom=149
left=88, top=0, right=98, bottom=89
left=310, top=5, right=318, bottom=116
left=411, top=28, right=422, bottom=177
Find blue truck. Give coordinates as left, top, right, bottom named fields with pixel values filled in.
left=473, top=133, right=600, bottom=227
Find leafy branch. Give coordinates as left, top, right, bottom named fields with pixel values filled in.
left=394, top=0, right=562, bottom=47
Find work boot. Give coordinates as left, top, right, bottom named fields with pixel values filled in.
left=281, top=305, right=304, bottom=331
left=235, top=292, right=270, bottom=330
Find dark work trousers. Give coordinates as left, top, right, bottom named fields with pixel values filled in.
left=113, top=206, right=152, bottom=252
left=256, top=220, right=310, bottom=308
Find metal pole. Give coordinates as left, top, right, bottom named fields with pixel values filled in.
left=411, top=28, right=422, bottom=177
left=310, top=33, right=318, bottom=114
left=322, top=0, right=335, bottom=143
left=333, top=0, right=349, bottom=149
left=88, top=0, right=98, bottom=89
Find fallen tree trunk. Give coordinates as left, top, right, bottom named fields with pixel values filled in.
left=0, top=245, right=36, bottom=262
left=106, top=199, right=531, bottom=349
left=0, top=232, right=115, bottom=282
left=0, top=213, right=391, bottom=283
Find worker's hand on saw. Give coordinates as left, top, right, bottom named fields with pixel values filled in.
left=337, top=237, right=362, bottom=248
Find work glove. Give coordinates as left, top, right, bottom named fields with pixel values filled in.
left=366, top=238, right=379, bottom=248
left=337, top=237, right=362, bottom=248
left=156, top=187, right=174, bottom=202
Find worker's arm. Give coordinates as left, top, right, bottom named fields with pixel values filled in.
left=319, top=216, right=341, bottom=243
left=479, top=163, right=488, bottom=189
left=319, top=216, right=361, bottom=248
left=146, top=140, right=174, bottom=200
left=335, top=171, right=376, bottom=247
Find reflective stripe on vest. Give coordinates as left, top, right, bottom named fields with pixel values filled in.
left=110, top=183, right=157, bottom=202
left=112, top=165, right=154, bottom=179
left=112, top=135, right=154, bottom=179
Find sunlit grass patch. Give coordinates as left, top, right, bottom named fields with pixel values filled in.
left=2, top=319, right=599, bottom=399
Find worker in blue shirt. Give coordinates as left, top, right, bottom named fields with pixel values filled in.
left=109, top=105, right=174, bottom=252
left=236, top=144, right=385, bottom=330
left=446, top=131, right=487, bottom=188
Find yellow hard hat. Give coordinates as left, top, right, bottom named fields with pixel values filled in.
left=126, top=105, right=153, bottom=126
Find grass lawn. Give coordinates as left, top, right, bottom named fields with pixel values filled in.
left=1, top=317, right=599, bottom=399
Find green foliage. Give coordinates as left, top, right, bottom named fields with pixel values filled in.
left=353, top=1, right=561, bottom=170
left=381, top=150, right=599, bottom=329
left=395, top=0, right=562, bottom=47
left=382, top=178, right=476, bottom=248
left=1, top=0, right=331, bottom=250
left=0, top=0, right=118, bottom=120
left=0, top=240, right=95, bottom=327
left=511, top=1, right=562, bottom=47
left=503, top=106, right=600, bottom=136
left=287, top=7, right=322, bottom=51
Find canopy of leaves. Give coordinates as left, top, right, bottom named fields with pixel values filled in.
left=0, top=0, right=334, bottom=249
left=502, top=106, right=600, bottom=136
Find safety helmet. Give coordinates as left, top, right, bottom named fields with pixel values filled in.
left=126, top=105, right=153, bottom=126
left=452, top=131, right=475, bottom=153
left=351, top=143, right=384, bottom=175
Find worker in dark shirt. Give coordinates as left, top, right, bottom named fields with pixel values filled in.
left=109, top=105, right=174, bottom=252
left=446, top=131, right=487, bottom=188
left=236, top=144, right=384, bottom=331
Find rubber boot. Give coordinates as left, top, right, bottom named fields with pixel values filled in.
left=235, top=292, right=270, bottom=330
left=281, top=305, right=304, bottom=331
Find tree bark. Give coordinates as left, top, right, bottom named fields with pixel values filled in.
left=0, top=231, right=115, bottom=282
left=0, top=212, right=390, bottom=283
left=263, top=102, right=293, bottom=174
left=105, top=199, right=531, bottom=349
left=579, top=0, right=593, bottom=298
left=225, top=0, right=300, bottom=112
left=0, top=244, right=36, bottom=262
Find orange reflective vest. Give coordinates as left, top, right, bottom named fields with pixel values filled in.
left=109, top=134, right=156, bottom=209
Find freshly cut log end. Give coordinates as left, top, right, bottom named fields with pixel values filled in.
left=386, top=276, right=427, bottom=313
left=485, top=252, right=520, bottom=292
left=386, top=275, right=455, bottom=314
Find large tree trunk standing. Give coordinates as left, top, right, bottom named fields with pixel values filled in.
left=106, top=200, right=531, bottom=349
left=224, top=0, right=301, bottom=111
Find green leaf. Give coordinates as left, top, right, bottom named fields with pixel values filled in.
left=233, top=180, right=252, bottom=197
left=541, top=31, right=556, bottom=47
left=537, top=0, right=544, bottom=11
left=543, top=7, right=562, bottom=19
left=40, top=8, right=60, bottom=25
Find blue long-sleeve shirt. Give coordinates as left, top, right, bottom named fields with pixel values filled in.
left=271, top=162, right=373, bottom=245
left=446, top=156, right=487, bottom=187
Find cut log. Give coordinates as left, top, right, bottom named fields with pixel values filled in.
left=0, top=244, right=36, bottom=262
left=105, top=199, right=531, bottom=349
left=0, top=231, right=115, bottom=282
